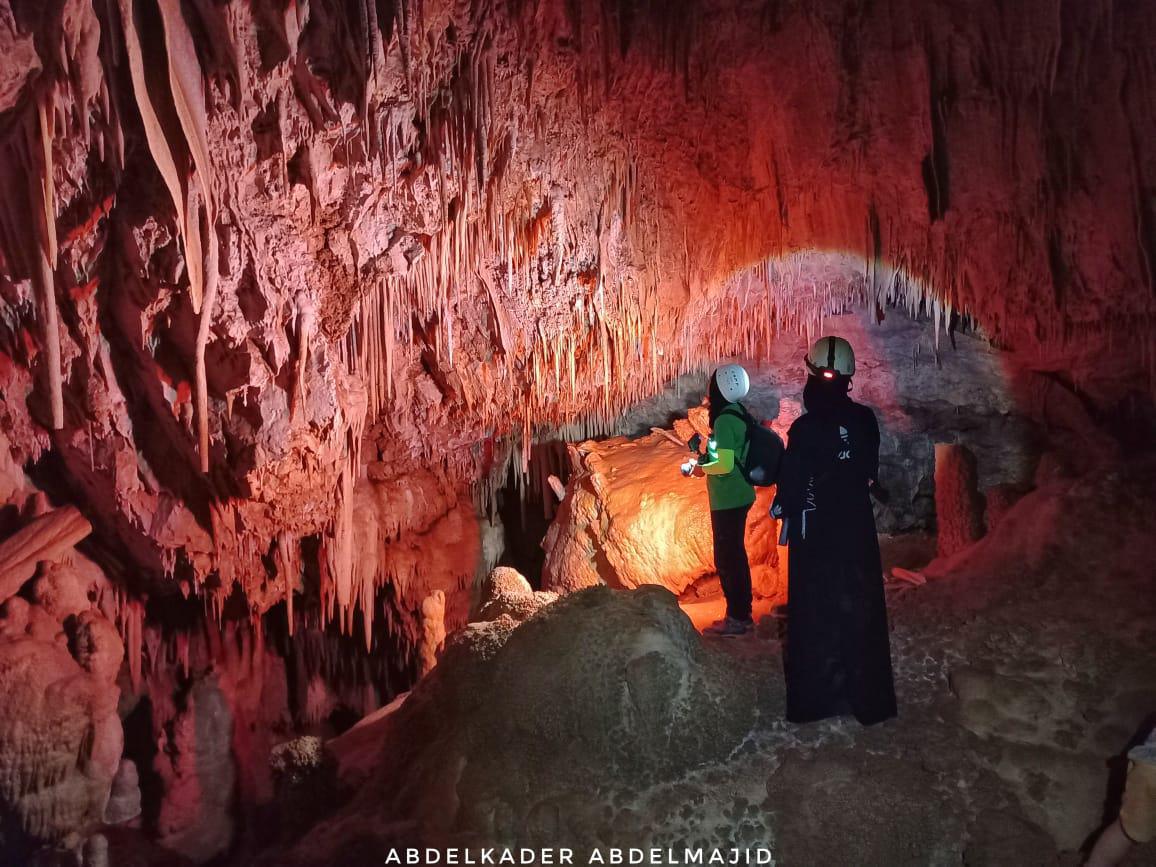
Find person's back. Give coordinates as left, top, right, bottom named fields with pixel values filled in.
left=698, top=365, right=758, bottom=637
left=705, top=401, right=755, bottom=512
left=776, top=337, right=896, bottom=725
left=779, top=380, right=880, bottom=550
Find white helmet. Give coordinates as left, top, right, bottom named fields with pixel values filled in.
left=805, top=336, right=855, bottom=378
left=714, top=364, right=750, bottom=403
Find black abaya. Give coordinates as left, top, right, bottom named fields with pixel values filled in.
left=777, top=376, right=897, bottom=725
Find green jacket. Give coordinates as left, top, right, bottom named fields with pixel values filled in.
left=701, top=402, right=756, bottom=511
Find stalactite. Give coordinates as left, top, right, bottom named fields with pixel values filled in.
left=158, top=0, right=220, bottom=473
left=117, top=0, right=199, bottom=308
left=291, top=293, right=316, bottom=420
left=125, top=596, right=143, bottom=695
left=29, top=88, right=64, bottom=430
left=275, top=532, right=300, bottom=637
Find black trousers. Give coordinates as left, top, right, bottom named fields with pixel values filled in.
left=710, top=503, right=753, bottom=622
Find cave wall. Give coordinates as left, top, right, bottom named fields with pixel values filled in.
left=0, top=0, right=1152, bottom=628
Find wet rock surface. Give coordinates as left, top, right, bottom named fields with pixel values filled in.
left=540, top=427, right=786, bottom=600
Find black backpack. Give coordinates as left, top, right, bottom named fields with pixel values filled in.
left=720, top=406, right=785, bottom=487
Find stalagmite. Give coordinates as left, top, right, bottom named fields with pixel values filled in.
left=417, top=590, right=446, bottom=677
left=934, top=443, right=986, bottom=559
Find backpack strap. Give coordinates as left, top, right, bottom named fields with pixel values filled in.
left=717, top=405, right=751, bottom=467
left=718, top=405, right=750, bottom=424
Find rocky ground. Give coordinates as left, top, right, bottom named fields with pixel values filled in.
left=251, top=452, right=1156, bottom=867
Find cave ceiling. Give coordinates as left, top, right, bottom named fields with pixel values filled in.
left=0, top=0, right=1153, bottom=625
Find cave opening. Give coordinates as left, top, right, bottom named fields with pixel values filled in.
left=493, top=440, right=571, bottom=587
left=0, top=0, right=1155, bottom=864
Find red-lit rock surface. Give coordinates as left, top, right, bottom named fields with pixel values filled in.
left=0, top=512, right=123, bottom=860
left=0, top=0, right=1152, bottom=635
left=542, top=306, right=1042, bottom=624
left=541, top=426, right=786, bottom=596
left=934, top=443, right=985, bottom=558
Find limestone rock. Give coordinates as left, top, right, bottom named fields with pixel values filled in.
left=935, top=444, right=986, bottom=558
left=417, top=590, right=446, bottom=676
left=286, top=586, right=760, bottom=856
left=82, top=833, right=109, bottom=867
left=102, top=759, right=141, bottom=826
left=541, top=428, right=785, bottom=601
left=31, top=553, right=110, bottom=622
left=69, top=610, right=124, bottom=682
left=270, top=736, right=333, bottom=790
left=763, top=751, right=965, bottom=866
left=962, top=810, right=1057, bottom=867
left=983, top=483, right=1028, bottom=532
left=267, top=737, right=339, bottom=849
left=0, top=605, right=123, bottom=856
left=153, top=675, right=236, bottom=863
left=0, top=507, right=93, bottom=608
left=474, top=566, right=557, bottom=623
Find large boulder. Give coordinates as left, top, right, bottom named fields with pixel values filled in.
left=283, top=586, right=760, bottom=861
left=541, top=430, right=786, bottom=601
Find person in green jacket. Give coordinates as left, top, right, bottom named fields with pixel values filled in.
left=699, top=364, right=756, bottom=637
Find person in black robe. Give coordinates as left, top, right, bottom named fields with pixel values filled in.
left=774, top=336, right=898, bottom=725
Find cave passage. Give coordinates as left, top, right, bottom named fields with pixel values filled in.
left=0, top=0, right=1154, bottom=865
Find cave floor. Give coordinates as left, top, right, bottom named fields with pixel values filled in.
left=679, top=532, right=938, bottom=631
left=630, top=496, right=1156, bottom=865
left=231, top=469, right=1156, bottom=867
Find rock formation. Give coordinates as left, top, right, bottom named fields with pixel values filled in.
left=271, top=452, right=1156, bottom=866
left=262, top=450, right=1156, bottom=864
left=934, top=443, right=986, bottom=558
left=541, top=423, right=786, bottom=600
left=0, top=0, right=1150, bottom=646
left=473, top=566, right=556, bottom=623
left=0, top=510, right=123, bottom=861
left=281, top=584, right=761, bottom=860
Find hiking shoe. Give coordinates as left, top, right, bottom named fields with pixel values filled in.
left=703, top=617, right=753, bottom=637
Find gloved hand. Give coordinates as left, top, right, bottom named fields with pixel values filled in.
left=770, top=499, right=783, bottom=519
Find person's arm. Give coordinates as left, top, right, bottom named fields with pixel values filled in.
left=700, top=413, right=743, bottom=476
left=775, top=419, right=806, bottom=513
left=858, top=406, right=881, bottom=484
